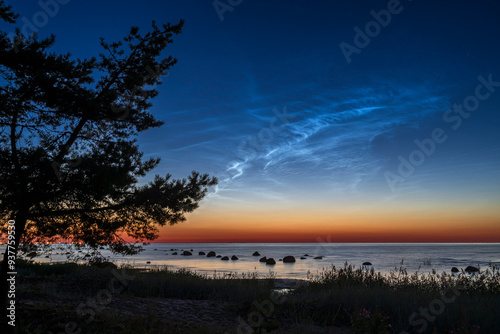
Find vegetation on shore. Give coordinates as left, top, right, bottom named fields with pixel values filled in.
left=8, top=260, right=500, bottom=333
left=286, top=263, right=499, bottom=333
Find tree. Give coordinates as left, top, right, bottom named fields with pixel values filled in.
left=0, top=0, right=217, bottom=317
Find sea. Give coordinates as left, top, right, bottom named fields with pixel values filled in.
left=11, top=243, right=500, bottom=279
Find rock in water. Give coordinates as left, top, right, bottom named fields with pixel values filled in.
left=198, top=251, right=206, bottom=255
left=216, top=255, right=222, bottom=258
left=259, top=256, right=267, bottom=262
left=206, top=251, right=216, bottom=257
left=231, top=255, right=238, bottom=260
left=283, top=256, right=296, bottom=263
left=253, top=251, right=260, bottom=256
left=172, top=252, right=178, bottom=255
left=362, top=262, right=372, bottom=266
left=221, top=256, right=229, bottom=261
left=465, top=266, right=479, bottom=274
left=182, top=251, right=192, bottom=256
left=313, top=256, right=323, bottom=259
left=266, top=258, right=276, bottom=265
left=451, top=267, right=459, bottom=273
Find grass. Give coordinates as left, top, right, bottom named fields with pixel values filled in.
left=126, top=266, right=274, bottom=302
left=278, top=262, right=500, bottom=333
left=6, top=260, right=500, bottom=333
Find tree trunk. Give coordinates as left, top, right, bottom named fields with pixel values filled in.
left=0, top=209, right=27, bottom=330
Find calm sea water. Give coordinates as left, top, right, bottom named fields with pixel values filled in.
left=18, top=243, right=500, bottom=279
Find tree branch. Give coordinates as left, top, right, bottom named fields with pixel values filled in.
left=30, top=204, right=124, bottom=218
left=54, top=26, right=175, bottom=163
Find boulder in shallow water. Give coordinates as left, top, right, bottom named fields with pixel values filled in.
left=465, top=266, right=479, bottom=274
left=198, top=251, right=206, bottom=255
left=283, top=256, right=296, bottom=263
left=206, top=251, right=216, bottom=257
left=362, top=262, right=372, bottom=266
left=266, top=258, right=276, bottom=265
left=253, top=251, right=260, bottom=256
left=451, top=267, right=459, bottom=273
left=172, top=252, right=178, bottom=255
left=216, top=255, right=222, bottom=258
left=259, top=256, right=267, bottom=262
left=182, top=251, right=192, bottom=256
left=231, top=255, right=238, bottom=260
left=221, top=256, right=229, bottom=261
left=313, top=256, right=323, bottom=259
left=300, top=257, right=306, bottom=260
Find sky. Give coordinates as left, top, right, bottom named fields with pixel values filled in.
left=3, top=0, right=500, bottom=242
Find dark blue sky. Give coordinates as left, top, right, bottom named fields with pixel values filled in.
left=3, top=0, right=500, bottom=241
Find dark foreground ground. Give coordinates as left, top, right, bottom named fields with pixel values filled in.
left=4, top=260, right=500, bottom=333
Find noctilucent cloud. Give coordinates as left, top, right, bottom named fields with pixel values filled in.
left=4, top=0, right=500, bottom=241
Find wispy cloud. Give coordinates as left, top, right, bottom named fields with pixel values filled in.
left=216, top=80, right=450, bottom=200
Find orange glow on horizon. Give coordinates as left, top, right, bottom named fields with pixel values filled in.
left=142, top=206, right=500, bottom=243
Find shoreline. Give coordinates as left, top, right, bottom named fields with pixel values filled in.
left=4, top=243, right=498, bottom=280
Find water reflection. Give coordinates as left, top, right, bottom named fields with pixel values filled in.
left=2, top=243, right=499, bottom=279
